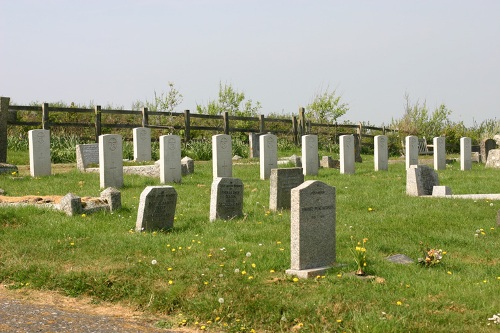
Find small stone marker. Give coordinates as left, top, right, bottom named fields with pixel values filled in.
left=100, top=187, right=121, bottom=212
left=249, top=133, right=261, bottom=158
left=213, top=134, right=232, bottom=178
left=433, top=136, right=446, bottom=170
left=432, top=186, right=452, bottom=197
left=405, top=136, right=419, bottom=169
left=460, top=137, right=472, bottom=171
left=269, top=167, right=304, bottom=211
left=302, top=135, right=318, bottom=176
left=209, top=177, right=244, bottom=222
left=99, top=134, right=123, bottom=189
left=374, top=135, right=388, bottom=171
left=386, top=254, right=414, bottom=265
left=320, top=156, right=339, bottom=168
left=28, top=129, right=51, bottom=177
left=480, top=138, right=496, bottom=164
left=340, top=135, right=355, bottom=174
left=406, top=165, right=439, bottom=196
left=159, top=134, right=182, bottom=183
left=76, top=143, right=99, bottom=171
left=181, top=156, right=194, bottom=175
left=135, top=186, right=177, bottom=231
left=259, top=133, right=278, bottom=180
left=289, top=154, right=302, bottom=167
left=485, top=149, right=500, bottom=168
left=286, top=180, right=336, bottom=279
left=133, top=127, right=152, bottom=162
left=60, top=193, right=82, bottom=216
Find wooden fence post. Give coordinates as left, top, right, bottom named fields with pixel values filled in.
left=142, top=107, right=148, bottom=127
left=184, top=109, right=191, bottom=142
left=259, top=114, right=265, bottom=133
left=292, top=115, right=298, bottom=145
left=223, top=111, right=229, bottom=135
left=42, top=103, right=50, bottom=130
left=0, top=97, right=10, bottom=163
left=94, top=105, right=102, bottom=143
left=357, top=122, right=363, bottom=151
left=298, top=107, right=306, bottom=136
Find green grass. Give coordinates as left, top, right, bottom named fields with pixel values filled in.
left=0, top=152, right=499, bottom=332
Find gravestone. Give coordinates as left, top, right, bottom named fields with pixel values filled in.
left=432, top=186, right=452, bottom=197
left=386, top=254, right=414, bottom=265
left=159, top=135, right=182, bottom=183
left=340, top=135, right=355, bottom=174
left=0, top=97, right=9, bottom=163
left=133, top=127, right=152, bottom=162
left=485, top=149, right=500, bottom=168
left=249, top=133, right=261, bottom=158
left=60, top=193, right=82, bottom=216
left=286, top=180, right=336, bottom=279
left=460, top=137, right=472, bottom=171
left=209, top=177, right=244, bottom=222
left=99, top=134, right=123, bottom=189
left=213, top=134, right=232, bottom=178
left=28, top=129, right=51, bottom=177
left=374, top=135, right=388, bottom=171
left=289, top=154, right=302, bottom=167
left=405, top=136, right=419, bottom=169
left=480, top=138, right=496, bottom=164
left=0, top=163, right=17, bottom=175
left=259, top=133, right=278, bottom=180
left=76, top=143, right=99, bottom=171
left=181, top=156, right=194, bottom=175
left=433, top=136, right=446, bottom=170
left=406, top=165, right=439, bottom=196
left=100, top=187, right=121, bottom=212
left=135, top=186, right=177, bottom=231
left=302, top=134, right=318, bottom=176
left=269, top=168, right=304, bottom=211
left=354, top=134, right=362, bottom=163
left=320, top=156, right=339, bottom=169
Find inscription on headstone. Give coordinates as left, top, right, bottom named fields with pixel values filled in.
left=136, top=186, right=177, bottom=231
left=209, top=177, right=244, bottom=222
left=269, top=168, right=304, bottom=211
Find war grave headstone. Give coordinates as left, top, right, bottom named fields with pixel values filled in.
left=374, top=135, right=388, bottom=171
left=99, top=134, right=123, bottom=189
left=28, top=129, right=51, bottom=177
left=433, top=136, right=446, bottom=170
left=259, top=133, right=278, bottom=180
left=249, top=133, right=262, bottom=158
left=209, top=177, right=244, bottom=222
left=480, top=138, right=496, bottom=164
left=181, top=156, right=194, bottom=176
left=76, top=143, right=99, bottom=171
left=135, top=186, right=177, bottom=231
left=302, top=135, right=318, bottom=176
left=213, top=134, right=232, bottom=178
left=159, top=134, right=182, bottom=183
left=460, top=137, right=472, bottom=171
left=406, top=165, right=439, bottom=196
left=286, top=180, right=336, bottom=279
left=133, top=127, right=152, bottom=162
left=405, top=136, right=419, bottom=169
left=269, top=167, right=304, bottom=211
left=340, top=135, right=355, bottom=174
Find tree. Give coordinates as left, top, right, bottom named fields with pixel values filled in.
left=306, top=87, right=349, bottom=123
left=132, top=82, right=183, bottom=113
left=196, top=82, right=261, bottom=117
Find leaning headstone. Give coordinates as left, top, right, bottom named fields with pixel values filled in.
left=59, top=193, right=82, bottom=216
left=340, top=135, right=355, bottom=174
left=249, top=133, right=261, bottom=158
left=159, top=135, right=182, bottom=183
left=374, top=135, right=388, bottom=171
left=480, top=138, right=496, bottom=164
left=76, top=143, right=99, bottom=171
left=286, top=180, right=336, bottom=279
left=354, top=134, right=363, bottom=163
left=269, top=168, right=304, bottom=211
left=133, top=127, right=152, bottom=162
left=99, top=134, right=123, bottom=189
left=260, top=133, right=278, bottom=180
left=212, top=134, right=232, bottom=178
left=406, top=165, right=439, bottom=196
left=433, top=136, right=446, bottom=170
left=209, top=177, right=244, bottom=222
left=432, top=186, right=452, bottom=197
left=460, top=137, right=472, bottom=171
left=135, top=186, right=177, bottom=232
left=485, top=149, right=500, bottom=168
left=302, top=135, right=318, bottom=176
left=28, top=129, right=51, bottom=177
left=405, top=136, right=419, bottom=169
left=181, top=156, right=194, bottom=175
left=100, top=187, right=121, bottom=212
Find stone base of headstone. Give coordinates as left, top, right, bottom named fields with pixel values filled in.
left=100, top=187, right=121, bottom=211
left=60, top=193, right=82, bottom=216
left=432, top=186, right=452, bottom=197
left=286, top=267, right=332, bottom=279
left=406, top=165, right=439, bottom=196
left=485, top=149, right=500, bottom=168
left=0, top=163, right=18, bottom=175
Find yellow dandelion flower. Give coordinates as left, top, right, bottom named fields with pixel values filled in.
left=81, top=213, right=86, bottom=218
left=171, top=248, right=176, bottom=252
left=447, top=271, right=452, bottom=275
left=251, top=263, right=256, bottom=268
left=293, top=277, right=299, bottom=282
left=248, top=276, right=254, bottom=280
left=241, top=270, right=247, bottom=275
left=167, top=267, right=173, bottom=271
left=336, top=319, right=342, bottom=323
left=396, top=301, right=402, bottom=306
left=270, top=269, right=275, bottom=273
left=168, top=280, right=174, bottom=285
left=337, top=274, right=342, bottom=278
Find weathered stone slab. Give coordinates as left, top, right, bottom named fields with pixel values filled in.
left=259, top=133, right=278, bottom=180
left=0, top=163, right=18, bottom=175
left=386, top=254, right=414, bottom=264
left=212, top=134, right=232, bottom=178
left=269, top=168, right=304, bottom=211
left=133, top=127, right=152, bottom=162
left=135, top=186, right=177, bottom=231
left=405, top=136, right=419, bottom=169
left=100, top=187, right=121, bottom=212
left=29, top=129, right=51, bottom=177
left=406, top=165, right=439, bottom=196
left=374, top=135, right=388, bottom=171
left=99, top=134, right=123, bottom=189
left=159, top=135, right=182, bottom=183
left=432, top=186, right=452, bottom=197
left=76, top=143, right=99, bottom=171
left=302, top=135, right=318, bottom=176
left=485, top=149, right=500, bottom=168
left=209, top=177, right=244, bottom=222
left=433, top=136, right=446, bottom=170
left=60, top=193, right=82, bottom=216
left=340, top=135, right=355, bottom=174
left=460, top=137, right=472, bottom=171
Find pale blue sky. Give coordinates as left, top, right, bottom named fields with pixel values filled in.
left=1, top=0, right=499, bottom=127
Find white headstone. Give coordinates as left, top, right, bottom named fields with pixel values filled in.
left=159, top=134, right=182, bottom=183
left=99, top=134, right=123, bottom=189
left=301, top=135, right=318, bottom=176
left=374, top=135, right=388, bottom=171
left=133, top=127, right=152, bottom=162
left=286, top=180, right=336, bottom=279
left=340, top=135, right=355, bottom=174
left=405, top=136, right=419, bottom=169
left=135, top=186, right=177, bottom=231
left=28, top=129, right=51, bottom=177
left=212, top=134, right=232, bottom=178
left=460, top=137, right=471, bottom=171
left=209, top=177, right=244, bottom=222
left=433, top=136, right=446, bottom=170
left=259, top=133, right=278, bottom=180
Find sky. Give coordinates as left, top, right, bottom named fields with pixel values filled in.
left=1, top=0, right=499, bottom=127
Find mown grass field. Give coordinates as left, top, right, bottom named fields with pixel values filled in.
left=0, top=151, right=499, bottom=333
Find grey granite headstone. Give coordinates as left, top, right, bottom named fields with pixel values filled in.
left=76, top=143, right=99, bottom=171
left=135, top=186, right=177, bottom=232
left=286, top=180, right=336, bottom=279
left=209, top=177, right=244, bottom=222
left=29, top=129, right=51, bottom=177
left=60, top=193, right=82, bottom=216
left=159, top=134, right=182, bottom=183
left=100, top=187, right=121, bottom=212
left=181, top=156, right=194, bottom=175
left=269, top=168, right=304, bottom=211
left=386, top=254, right=414, bottom=265
left=406, top=165, right=439, bottom=196
left=485, top=149, right=500, bottom=168
left=481, top=138, right=496, bottom=164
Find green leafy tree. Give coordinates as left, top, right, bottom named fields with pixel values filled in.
left=196, top=82, right=261, bottom=117
left=132, top=82, right=183, bottom=113
left=306, top=87, right=349, bottom=123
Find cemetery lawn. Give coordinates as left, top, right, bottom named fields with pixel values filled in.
left=0, top=156, right=499, bottom=333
